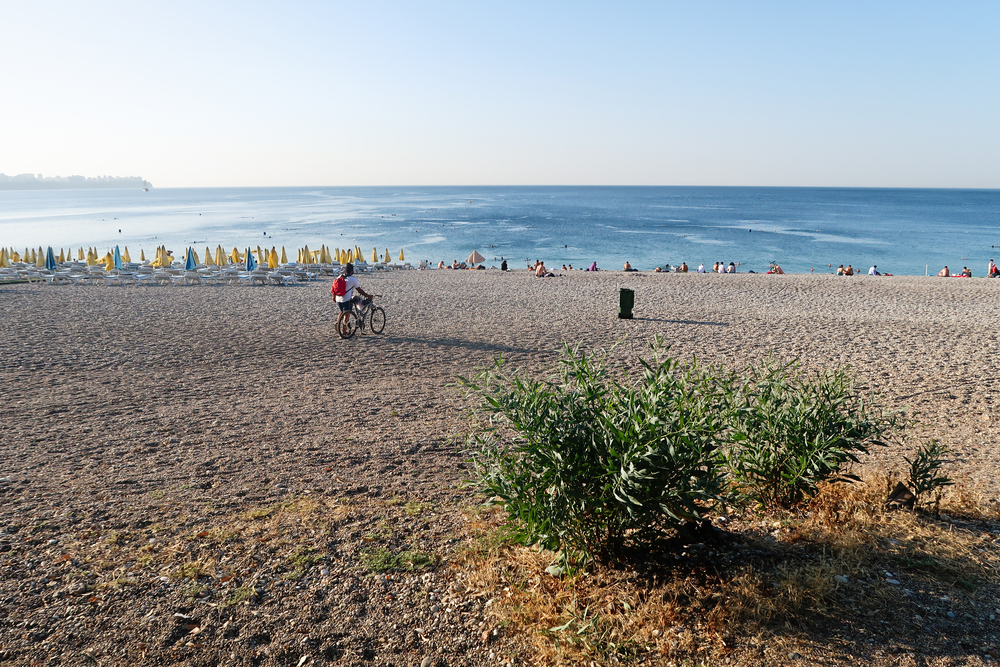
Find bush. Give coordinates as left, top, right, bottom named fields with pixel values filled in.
left=460, top=339, right=726, bottom=568
left=722, top=358, right=896, bottom=508
left=905, top=439, right=953, bottom=504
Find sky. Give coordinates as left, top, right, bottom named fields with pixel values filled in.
left=1, top=1, right=998, bottom=188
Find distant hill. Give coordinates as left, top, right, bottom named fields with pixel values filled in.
left=0, top=173, right=152, bottom=190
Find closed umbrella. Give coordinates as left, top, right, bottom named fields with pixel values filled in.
left=280, top=246, right=288, bottom=264
left=466, top=250, right=485, bottom=265
left=140, top=249, right=146, bottom=262
left=215, top=246, right=226, bottom=267
left=113, top=246, right=123, bottom=271
left=122, top=247, right=131, bottom=263
left=36, top=247, right=45, bottom=267
left=268, top=247, right=278, bottom=269
left=302, top=245, right=312, bottom=265
left=384, top=248, right=390, bottom=263
left=231, top=247, right=240, bottom=264
left=246, top=247, right=257, bottom=271
left=103, top=252, right=114, bottom=271
left=58, top=249, right=65, bottom=263
left=185, top=247, right=197, bottom=271
left=78, top=248, right=85, bottom=261
left=372, top=247, right=378, bottom=263
left=205, top=246, right=214, bottom=266
left=399, top=249, right=405, bottom=262
left=45, top=247, right=57, bottom=271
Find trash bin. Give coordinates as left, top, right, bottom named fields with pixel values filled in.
left=618, top=288, right=634, bottom=319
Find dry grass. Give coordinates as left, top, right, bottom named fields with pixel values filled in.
left=455, top=479, right=1000, bottom=666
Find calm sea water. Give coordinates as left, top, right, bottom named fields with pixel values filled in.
left=1, top=186, right=999, bottom=275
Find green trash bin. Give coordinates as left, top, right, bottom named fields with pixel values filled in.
left=618, top=288, right=634, bottom=319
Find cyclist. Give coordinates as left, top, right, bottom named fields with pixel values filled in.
left=333, top=263, right=375, bottom=318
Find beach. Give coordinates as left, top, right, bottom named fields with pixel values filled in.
left=1, top=270, right=998, bottom=665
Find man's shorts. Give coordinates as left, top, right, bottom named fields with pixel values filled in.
left=337, top=299, right=353, bottom=313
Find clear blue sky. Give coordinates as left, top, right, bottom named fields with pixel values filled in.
left=2, top=1, right=998, bottom=188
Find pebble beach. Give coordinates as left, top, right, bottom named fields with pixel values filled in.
left=1, top=270, right=998, bottom=665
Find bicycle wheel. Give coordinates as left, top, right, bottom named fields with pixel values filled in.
left=368, top=306, right=386, bottom=334
left=337, top=311, right=359, bottom=339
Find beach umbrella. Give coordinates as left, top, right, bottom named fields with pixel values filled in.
left=122, top=247, right=131, bottom=263
left=246, top=247, right=257, bottom=271
left=302, top=244, right=312, bottom=265
left=36, top=247, right=44, bottom=267
left=256, top=246, right=266, bottom=266
left=140, top=249, right=146, bottom=262
left=384, top=248, right=390, bottom=263
left=12, top=250, right=20, bottom=262
left=205, top=246, right=214, bottom=266
left=215, top=246, right=226, bottom=267
left=268, top=247, right=278, bottom=269
left=78, top=248, right=84, bottom=260
left=0, top=249, right=8, bottom=268
left=103, top=252, right=114, bottom=271
left=185, top=247, right=197, bottom=271
left=372, top=247, right=378, bottom=263
left=231, top=247, right=240, bottom=264
left=113, top=246, right=123, bottom=271
left=45, top=247, right=57, bottom=271
left=466, top=250, right=485, bottom=265
left=280, top=246, right=288, bottom=264
left=399, top=248, right=405, bottom=261
left=57, top=249, right=65, bottom=263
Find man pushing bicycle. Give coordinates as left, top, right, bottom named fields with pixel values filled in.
left=332, top=263, right=374, bottom=314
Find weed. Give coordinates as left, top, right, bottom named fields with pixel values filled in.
left=359, top=547, right=435, bottom=573
left=226, top=586, right=255, bottom=606
left=404, top=501, right=433, bottom=516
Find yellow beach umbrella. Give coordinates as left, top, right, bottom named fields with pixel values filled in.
left=399, top=248, right=405, bottom=261
left=78, top=248, right=84, bottom=260
left=204, top=246, right=214, bottom=266
left=215, top=245, right=226, bottom=266
left=122, top=247, right=131, bottom=263
left=280, top=246, right=288, bottom=264
left=0, top=249, right=8, bottom=268
left=268, top=247, right=278, bottom=269
left=302, top=245, right=312, bottom=265
left=11, top=250, right=20, bottom=262
left=57, top=249, right=65, bottom=262
left=36, top=247, right=45, bottom=267
left=103, top=252, right=114, bottom=271
left=371, top=247, right=378, bottom=263
left=384, top=248, right=390, bottom=263
left=140, top=249, right=146, bottom=261
left=231, top=247, right=240, bottom=264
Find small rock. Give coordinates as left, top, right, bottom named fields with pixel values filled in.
left=887, top=579, right=900, bottom=585
left=947, top=611, right=956, bottom=619
left=149, top=538, right=157, bottom=545
left=789, top=652, right=802, bottom=660
left=420, top=657, right=433, bottom=667
left=990, top=614, right=996, bottom=621
left=834, top=575, right=849, bottom=585
left=320, top=569, right=330, bottom=577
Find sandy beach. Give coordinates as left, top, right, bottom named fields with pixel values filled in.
left=1, top=270, right=998, bottom=666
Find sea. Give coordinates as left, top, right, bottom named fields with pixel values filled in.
left=2, top=186, right=999, bottom=275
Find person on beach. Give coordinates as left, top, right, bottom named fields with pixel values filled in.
left=938, top=266, right=950, bottom=277
left=680, top=262, right=688, bottom=273
left=836, top=265, right=845, bottom=275
left=727, top=262, right=736, bottom=273
left=500, top=258, right=508, bottom=271
left=844, top=265, right=854, bottom=275
left=535, top=261, right=554, bottom=278
left=712, top=262, right=719, bottom=273
left=623, top=261, right=637, bottom=272
left=962, top=266, right=972, bottom=277
left=437, top=261, right=445, bottom=269
left=868, top=265, right=879, bottom=276
left=588, top=261, right=598, bottom=271
left=989, top=260, right=999, bottom=278
left=333, top=263, right=374, bottom=315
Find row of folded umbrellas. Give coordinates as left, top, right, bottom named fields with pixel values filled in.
left=0, top=244, right=407, bottom=271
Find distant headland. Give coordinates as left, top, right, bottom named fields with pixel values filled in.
left=0, top=173, right=152, bottom=191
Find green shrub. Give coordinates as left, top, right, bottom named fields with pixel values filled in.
left=905, top=439, right=953, bottom=504
left=460, top=339, right=726, bottom=569
left=722, top=358, right=896, bottom=508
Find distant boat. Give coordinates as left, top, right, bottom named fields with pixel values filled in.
left=143, top=187, right=149, bottom=191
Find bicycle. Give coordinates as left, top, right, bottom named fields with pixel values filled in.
left=337, top=295, right=385, bottom=339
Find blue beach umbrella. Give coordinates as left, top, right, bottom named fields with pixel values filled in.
left=245, top=247, right=257, bottom=271
left=113, top=246, right=123, bottom=271
left=45, top=246, right=56, bottom=271
left=185, top=247, right=196, bottom=271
